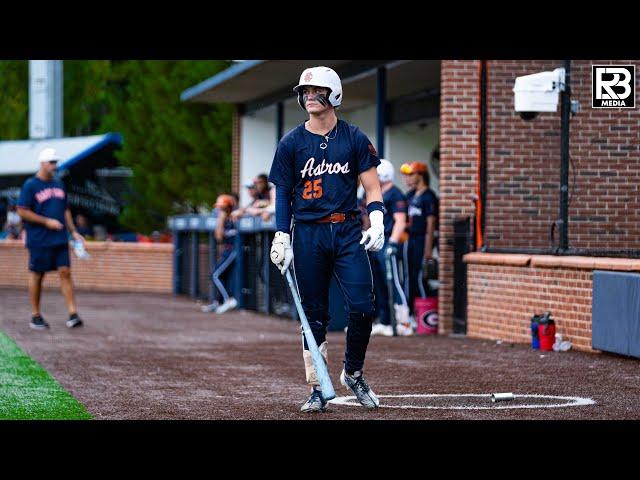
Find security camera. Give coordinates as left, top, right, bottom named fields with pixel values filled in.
left=518, top=111, right=539, bottom=121
left=513, top=68, right=565, bottom=120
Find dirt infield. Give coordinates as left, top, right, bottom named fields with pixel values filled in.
left=1, top=286, right=639, bottom=420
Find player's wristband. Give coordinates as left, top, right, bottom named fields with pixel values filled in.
left=366, top=201, right=385, bottom=215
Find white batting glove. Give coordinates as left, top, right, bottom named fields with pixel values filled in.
left=360, top=210, right=385, bottom=252
left=270, top=231, right=294, bottom=275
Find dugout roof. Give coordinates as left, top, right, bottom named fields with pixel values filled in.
left=0, top=133, right=123, bottom=177
left=181, top=60, right=441, bottom=116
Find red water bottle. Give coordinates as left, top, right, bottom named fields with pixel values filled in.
left=538, top=319, right=556, bottom=351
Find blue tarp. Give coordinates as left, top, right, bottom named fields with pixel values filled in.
left=592, top=270, right=640, bottom=358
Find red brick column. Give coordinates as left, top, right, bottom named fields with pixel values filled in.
left=439, top=60, right=481, bottom=334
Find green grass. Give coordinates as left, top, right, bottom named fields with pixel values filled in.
left=0, top=332, right=92, bottom=420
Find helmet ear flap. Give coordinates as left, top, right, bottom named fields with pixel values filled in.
left=297, top=90, right=306, bottom=111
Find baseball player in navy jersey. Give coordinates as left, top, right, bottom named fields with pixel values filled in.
left=268, top=66, right=385, bottom=413
left=201, top=194, right=239, bottom=314
left=400, top=161, right=439, bottom=316
left=368, top=159, right=412, bottom=336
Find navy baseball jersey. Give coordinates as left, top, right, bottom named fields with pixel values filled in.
left=18, top=176, right=69, bottom=248
left=406, top=188, right=439, bottom=235
left=268, top=119, right=380, bottom=221
left=382, top=185, right=407, bottom=237
left=220, top=216, right=237, bottom=250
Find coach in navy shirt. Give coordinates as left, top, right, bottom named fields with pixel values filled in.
left=17, top=147, right=85, bottom=330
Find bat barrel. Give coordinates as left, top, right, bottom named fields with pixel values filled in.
left=285, top=269, right=336, bottom=402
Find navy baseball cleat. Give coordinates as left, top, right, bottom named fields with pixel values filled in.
left=66, top=313, right=83, bottom=328
left=340, top=369, right=379, bottom=408
left=30, top=315, right=50, bottom=330
left=300, top=387, right=328, bottom=413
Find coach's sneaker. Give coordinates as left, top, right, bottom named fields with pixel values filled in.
left=340, top=369, right=379, bottom=408
left=30, top=315, right=50, bottom=330
left=66, top=313, right=83, bottom=328
left=300, top=387, right=328, bottom=413
left=215, top=297, right=238, bottom=314
left=370, top=323, right=393, bottom=336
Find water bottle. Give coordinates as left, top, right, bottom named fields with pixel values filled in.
left=538, top=318, right=556, bottom=351
left=530, top=314, right=540, bottom=349
left=72, top=240, right=90, bottom=260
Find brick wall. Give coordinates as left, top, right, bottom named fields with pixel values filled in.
left=466, top=262, right=593, bottom=351
left=0, top=240, right=173, bottom=293
left=439, top=60, right=481, bottom=333
left=485, top=60, right=562, bottom=248
left=439, top=59, right=640, bottom=333
left=484, top=60, right=640, bottom=250
left=464, top=252, right=640, bottom=352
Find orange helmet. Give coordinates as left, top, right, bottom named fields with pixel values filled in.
left=400, top=161, right=428, bottom=175
left=214, top=194, right=236, bottom=212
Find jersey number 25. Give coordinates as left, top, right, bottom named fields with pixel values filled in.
left=302, top=179, right=323, bottom=199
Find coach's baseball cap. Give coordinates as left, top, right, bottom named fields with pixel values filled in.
left=38, top=147, right=61, bottom=163
left=400, top=161, right=428, bottom=175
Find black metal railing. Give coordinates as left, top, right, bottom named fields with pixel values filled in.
left=169, top=214, right=297, bottom=321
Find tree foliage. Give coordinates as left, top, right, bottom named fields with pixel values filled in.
left=0, top=60, right=28, bottom=139
left=99, top=60, right=233, bottom=232
left=0, top=60, right=233, bottom=233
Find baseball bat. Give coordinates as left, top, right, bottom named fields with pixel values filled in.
left=384, top=246, right=398, bottom=336
left=284, top=268, right=336, bottom=402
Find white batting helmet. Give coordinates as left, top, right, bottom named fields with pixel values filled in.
left=377, top=159, right=394, bottom=183
left=293, top=66, right=342, bottom=111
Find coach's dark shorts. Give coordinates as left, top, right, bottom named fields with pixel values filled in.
left=28, top=244, right=71, bottom=273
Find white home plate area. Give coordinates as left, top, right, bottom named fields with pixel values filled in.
left=329, top=394, right=596, bottom=410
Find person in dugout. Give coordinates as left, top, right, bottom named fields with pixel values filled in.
left=366, top=159, right=412, bottom=336
left=400, top=161, right=439, bottom=318
left=201, top=194, right=239, bottom=314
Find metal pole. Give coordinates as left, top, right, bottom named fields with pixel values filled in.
left=479, top=60, right=487, bottom=250
left=376, top=66, right=387, bottom=157
left=172, top=232, right=182, bottom=295
left=559, top=60, right=571, bottom=252
left=53, top=60, right=63, bottom=138
left=234, top=231, right=244, bottom=308
left=276, top=102, right=284, bottom=142
left=190, top=231, right=199, bottom=298
left=262, top=232, right=270, bottom=314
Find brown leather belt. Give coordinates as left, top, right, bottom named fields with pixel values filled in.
left=315, top=212, right=357, bottom=224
